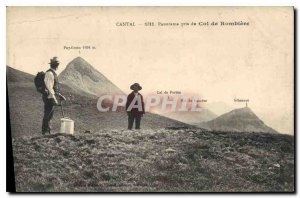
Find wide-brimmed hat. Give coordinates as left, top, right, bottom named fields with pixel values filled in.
left=130, top=83, right=142, bottom=90
left=48, top=57, right=59, bottom=65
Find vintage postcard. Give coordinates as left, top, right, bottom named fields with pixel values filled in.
left=6, top=7, right=294, bottom=192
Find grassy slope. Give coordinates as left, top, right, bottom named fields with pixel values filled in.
left=13, top=129, right=294, bottom=192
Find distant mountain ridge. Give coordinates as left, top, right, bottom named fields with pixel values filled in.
left=162, top=109, right=218, bottom=125
left=59, top=57, right=124, bottom=96
left=205, top=102, right=234, bottom=116
left=200, top=107, right=278, bottom=133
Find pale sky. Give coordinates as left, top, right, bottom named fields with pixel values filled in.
left=7, top=7, right=294, bottom=134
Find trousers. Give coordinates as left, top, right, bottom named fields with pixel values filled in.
left=127, top=112, right=142, bottom=130
left=42, top=95, right=55, bottom=134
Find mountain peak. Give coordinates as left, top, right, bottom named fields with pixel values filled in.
left=234, top=106, right=254, bottom=114
left=71, top=56, right=87, bottom=63
left=65, top=56, right=93, bottom=71
left=59, top=57, right=124, bottom=96
left=61, top=57, right=102, bottom=82
left=202, top=107, right=278, bottom=134
left=217, top=107, right=262, bottom=124
left=74, top=56, right=84, bottom=60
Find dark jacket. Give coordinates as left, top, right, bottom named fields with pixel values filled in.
left=126, top=92, right=145, bottom=115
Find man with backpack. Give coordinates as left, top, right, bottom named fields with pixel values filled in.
left=35, top=57, right=66, bottom=135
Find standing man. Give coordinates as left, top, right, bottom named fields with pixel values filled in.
left=42, top=57, right=66, bottom=135
left=126, top=83, right=145, bottom=130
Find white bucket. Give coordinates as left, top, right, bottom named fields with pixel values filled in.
left=60, top=118, right=74, bottom=135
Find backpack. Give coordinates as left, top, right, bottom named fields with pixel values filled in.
left=34, top=71, right=46, bottom=94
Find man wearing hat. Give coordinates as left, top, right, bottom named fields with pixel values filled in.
left=42, top=57, right=66, bottom=135
left=125, top=83, right=145, bottom=130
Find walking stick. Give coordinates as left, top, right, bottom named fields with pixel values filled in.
left=60, top=99, right=65, bottom=118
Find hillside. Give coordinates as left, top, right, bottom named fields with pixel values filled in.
left=7, top=66, right=34, bottom=83
left=200, top=107, right=278, bottom=134
left=59, top=57, right=124, bottom=96
left=13, top=129, right=294, bottom=192
left=7, top=66, right=192, bottom=138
